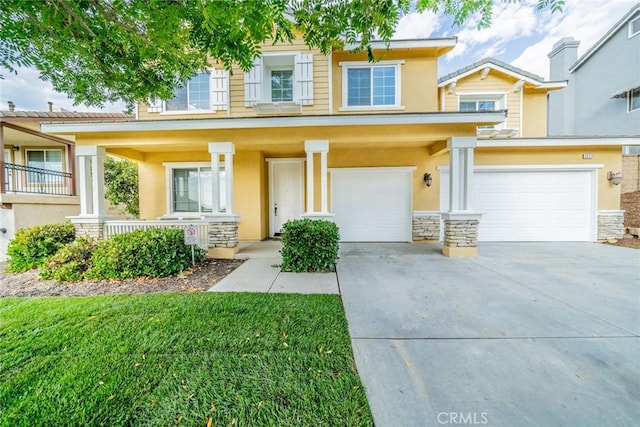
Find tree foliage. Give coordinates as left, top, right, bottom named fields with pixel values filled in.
left=0, top=0, right=564, bottom=107
left=104, top=156, right=139, bottom=218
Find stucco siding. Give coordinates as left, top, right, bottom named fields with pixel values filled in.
left=522, top=91, right=548, bottom=137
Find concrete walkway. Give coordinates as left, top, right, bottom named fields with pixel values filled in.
left=208, top=240, right=339, bottom=294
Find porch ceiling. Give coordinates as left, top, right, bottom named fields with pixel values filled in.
left=80, top=122, right=478, bottom=157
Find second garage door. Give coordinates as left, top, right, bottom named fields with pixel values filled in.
left=331, top=167, right=414, bottom=242
left=440, top=167, right=596, bottom=241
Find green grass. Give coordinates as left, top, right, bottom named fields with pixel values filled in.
left=0, top=293, right=373, bottom=426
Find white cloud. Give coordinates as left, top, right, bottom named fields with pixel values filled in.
left=393, top=11, right=441, bottom=39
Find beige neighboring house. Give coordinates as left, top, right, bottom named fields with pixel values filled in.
left=0, top=106, right=133, bottom=260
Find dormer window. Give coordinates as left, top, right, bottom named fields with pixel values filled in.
left=271, top=70, right=294, bottom=102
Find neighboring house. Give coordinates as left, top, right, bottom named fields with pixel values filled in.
left=41, top=33, right=629, bottom=258
left=0, top=107, right=132, bottom=260
left=547, top=3, right=640, bottom=192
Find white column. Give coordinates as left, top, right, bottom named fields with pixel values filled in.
left=208, top=142, right=235, bottom=215
left=320, top=150, right=328, bottom=213
left=304, top=140, right=329, bottom=214
left=306, top=150, right=314, bottom=213
left=211, top=153, right=220, bottom=213
left=77, top=155, right=89, bottom=215
left=75, top=146, right=106, bottom=217
left=446, top=137, right=477, bottom=213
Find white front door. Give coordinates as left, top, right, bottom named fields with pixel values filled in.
left=269, top=159, right=304, bottom=236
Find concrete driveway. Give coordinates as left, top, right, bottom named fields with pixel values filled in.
left=338, top=243, right=640, bottom=427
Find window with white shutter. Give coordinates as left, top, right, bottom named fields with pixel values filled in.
left=244, top=58, right=263, bottom=107
left=211, top=69, right=228, bottom=111
left=147, top=98, right=163, bottom=113
left=294, top=53, right=314, bottom=105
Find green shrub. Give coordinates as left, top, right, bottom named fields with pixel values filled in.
left=86, top=227, right=206, bottom=280
left=6, top=222, right=76, bottom=272
left=280, top=219, right=339, bottom=273
left=39, top=236, right=99, bottom=283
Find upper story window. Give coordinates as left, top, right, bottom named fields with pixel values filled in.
left=629, top=15, right=640, bottom=38
left=629, top=88, right=640, bottom=112
left=244, top=53, right=314, bottom=110
left=166, top=73, right=211, bottom=112
left=340, top=60, right=404, bottom=110
left=459, top=94, right=506, bottom=131
left=147, top=69, right=228, bottom=114
left=271, top=70, right=294, bottom=102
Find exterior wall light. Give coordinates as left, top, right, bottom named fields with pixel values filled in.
left=423, top=172, right=433, bottom=187
left=607, top=171, right=623, bottom=185
left=12, top=146, right=19, bottom=152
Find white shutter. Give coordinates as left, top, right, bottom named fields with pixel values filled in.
left=295, top=53, right=314, bottom=105
left=211, top=69, right=228, bottom=111
left=244, top=57, right=262, bottom=107
left=147, top=98, right=163, bottom=113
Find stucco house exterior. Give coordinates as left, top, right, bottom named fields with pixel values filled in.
left=0, top=107, right=132, bottom=259
left=547, top=3, right=640, bottom=193
left=40, top=34, right=629, bottom=258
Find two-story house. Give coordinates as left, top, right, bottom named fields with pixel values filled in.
left=0, top=106, right=132, bottom=259
left=547, top=3, right=640, bottom=193
left=41, top=34, right=627, bottom=258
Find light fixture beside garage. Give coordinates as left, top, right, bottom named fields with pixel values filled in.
left=423, top=172, right=433, bottom=187
left=607, top=171, right=623, bottom=185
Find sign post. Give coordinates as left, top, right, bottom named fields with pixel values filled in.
left=184, top=225, right=199, bottom=266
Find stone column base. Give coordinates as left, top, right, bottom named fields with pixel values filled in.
left=68, top=216, right=106, bottom=238
left=442, top=213, right=481, bottom=258
left=205, top=215, right=240, bottom=258
left=597, top=210, right=625, bottom=242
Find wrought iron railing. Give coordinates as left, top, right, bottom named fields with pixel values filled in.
left=4, top=163, right=73, bottom=196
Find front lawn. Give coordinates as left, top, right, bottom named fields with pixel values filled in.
left=0, top=293, right=372, bottom=426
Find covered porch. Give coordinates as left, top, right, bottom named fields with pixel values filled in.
left=42, top=111, right=506, bottom=258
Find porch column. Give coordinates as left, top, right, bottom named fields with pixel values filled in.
left=69, top=146, right=107, bottom=238
left=303, top=140, right=332, bottom=219
left=206, top=142, right=240, bottom=259
left=442, top=137, right=481, bottom=258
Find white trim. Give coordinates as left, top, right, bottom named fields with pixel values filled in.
left=42, top=111, right=507, bottom=133
left=344, top=38, right=457, bottom=51
left=519, top=88, right=523, bottom=137
left=339, top=60, right=404, bottom=110
left=477, top=137, right=639, bottom=147
left=329, top=166, right=417, bottom=173
left=598, top=210, right=625, bottom=215
left=266, top=158, right=305, bottom=237
left=413, top=211, right=442, bottom=216
left=628, top=88, right=640, bottom=112
left=328, top=51, right=333, bottom=114
left=437, top=164, right=604, bottom=172
left=438, top=63, right=563, bottom=88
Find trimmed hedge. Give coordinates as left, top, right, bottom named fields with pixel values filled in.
left=39, top=236, right=99, bottom=283
left=280, top=219, right=339, bottom=272
left=86, top=227, right=206, bottom=280
left=6, top=222, right=76, bottom=272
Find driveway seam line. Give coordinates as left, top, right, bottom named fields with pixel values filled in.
left=351, top=335, right=639, bottom=341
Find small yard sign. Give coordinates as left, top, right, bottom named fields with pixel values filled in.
left=184, top=225, right=199, bottom=245
left=184, top=225, right=199, bottom=266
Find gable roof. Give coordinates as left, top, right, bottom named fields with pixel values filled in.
left=570, top=2, right=640, bottom=72
left=437, top=57, right=565, bottom=89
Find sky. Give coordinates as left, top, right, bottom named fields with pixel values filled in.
left=0, top=0, right=637, bottom=113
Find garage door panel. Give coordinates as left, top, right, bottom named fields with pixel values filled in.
left=332, top=169, right=412, bottom=242
left=441, top=168, right=594, bottom=242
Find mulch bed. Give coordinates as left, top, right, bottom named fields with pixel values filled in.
left=0, top=258, right=244, bottom=298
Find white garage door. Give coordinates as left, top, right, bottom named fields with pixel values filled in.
left=440, top=167, right=596, bottom=241
left=331, top=167, right=414, bottom=242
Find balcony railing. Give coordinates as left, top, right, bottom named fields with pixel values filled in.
left=104, top=220, right=209, bottom=250
left=3, top=163, right=73, bottom=196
